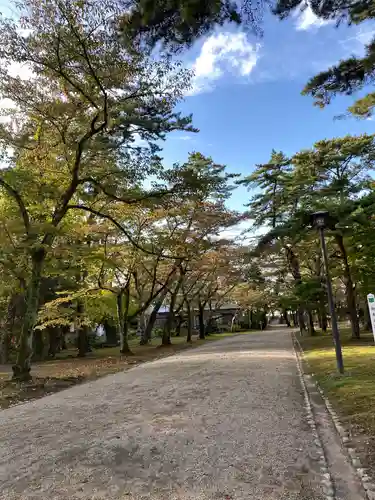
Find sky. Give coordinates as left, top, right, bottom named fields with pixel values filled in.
left=158, top=8, right=375, bottom=218
left=0, top=0, right=374, bottom=228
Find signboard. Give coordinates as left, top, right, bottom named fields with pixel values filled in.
left=367, top=293, right=375, bottom=341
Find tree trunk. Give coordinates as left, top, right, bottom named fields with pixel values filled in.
left=321, top=308, right=328, bottom=333
left=77, top=325, right=89, bottom=357
left=163, top=302, right=175, bottom=339
left=122, top=287, right=133, bottom=355
left=307, top=310, right=316, bottom=336
left=61, top=336, right=67, bottom=350
left=161, top=327, right=171, bottom=345
left=318, top=311, right=322, bottom=329
left=231, top=314, right=236, bottom=332
left=162, top=302, right=173, bottom=346
left=283, top=309, right=291, bottom=327
left=141, top=290, right=167, bottom=345
left=246, top=309, right=251, bottom=329
left=298, top=309, right=306, bottom=335
left=346, top=282, right=360, bottom=338
left=121, top=319, right=132, bottom=354
left=47, top=327, right=58, bottom=357
left=0, top=329, right=9, bottom=364
left=186, top=300, right=192, bottom=343
left=103, top=319, right=118, bottom=346
left=161, top=295, right=173, bottom=345
left=260, top=310, right=267, bottom=330
left=33, top=330, right=44, bottom=359
left=335, top=234, right=360, bottom=339
left=249, top=309, right=256, bottom=329
left=76, top=299, right=90, bottom=357
left=317, top=296, right=328, bottom=333
left=135, top=314, right=145, bottom=344
left=318, top=309, right=328, bottom=332
left=198, top=302, right=205, bottom=340
left=205, top=306, right=214, bottom=335
left=13, top=248, right=45, bottom=380
left=175, top=315, right=182, bottom=336
left=0, top=295, right=19, bottom=364
left=60, top=326, right=68, bottom=350
left=163, top=288, right=180, bottom=345
left=118, top=287, right=132, bottom=355
left=291, top=312, right=297, bottom=327
left=284, top=245, right=307, bottom=335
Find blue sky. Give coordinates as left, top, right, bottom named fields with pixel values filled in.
left=0, top=0, right=374, bottom=222
left=160, top=9, right=375, bottom=216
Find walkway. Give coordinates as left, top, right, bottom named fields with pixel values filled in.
left=0, top=329, right=364, bottom=499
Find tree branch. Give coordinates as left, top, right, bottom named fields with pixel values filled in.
left=0, top=178, right=30, bottom=233
left=67, top=204, right=186, bottom=260
left=79, top=176, right=177, bottom=204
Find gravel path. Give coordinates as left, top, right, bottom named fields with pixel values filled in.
left=0, top=329, right=329, bottom=499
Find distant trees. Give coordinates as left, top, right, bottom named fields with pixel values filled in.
left=0, top=0, right=250, bottom=378
left=0, top=0, right=247, bottom=379
left=243, top=134, right=375, bottom=338
left=2, top=0, right=375, bottom=383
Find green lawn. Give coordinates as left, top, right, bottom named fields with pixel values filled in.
left=299, top=327, right=375, bottom=451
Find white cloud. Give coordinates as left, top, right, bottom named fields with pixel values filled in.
left=188, top=32, right=260, bottom=95
left=294, top=5, right=333, bottom=31
left=175, top=135, right=192, bottom=141
left=341, top=26, right=375, bottom=56
left=355, top=27, right=375, bottom=45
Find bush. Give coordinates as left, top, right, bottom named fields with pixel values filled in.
left=153, top=327, right=164, bottom=338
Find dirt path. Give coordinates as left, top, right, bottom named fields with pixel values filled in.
left=0, top=329, right=364, bottom=499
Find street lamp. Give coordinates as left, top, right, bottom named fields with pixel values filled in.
left=312, top=211, right=344, bottom=374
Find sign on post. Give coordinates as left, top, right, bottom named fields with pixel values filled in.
left=367, top=293, right=375, bottom=341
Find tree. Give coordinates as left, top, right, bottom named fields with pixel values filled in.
left=249, top=134, right=375, bottom=338
left=121, top=0, right=265, bottom=52
left=189, top=242, right=243, bottom=338
left=0, top=0, right=197, bottom=379
left=240, top=150, right=310, bottom=332
left=241, top=150, right=292, bottom=229
left=274, top=0, right=374, bottom=24
left=274, top=0, right=375, bottom=117
left=230, top=281, right=270, bottom=330
left=292, top=134, right=375, bottom=338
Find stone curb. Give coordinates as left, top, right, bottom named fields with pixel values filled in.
left=292, top=331, right=336, bottom=499
left=293, top=332, right=375, bottom=500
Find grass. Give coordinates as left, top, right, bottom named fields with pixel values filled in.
left=0, top=329, right=256, bottom=410
left=299, top=326, right=375, bottom=468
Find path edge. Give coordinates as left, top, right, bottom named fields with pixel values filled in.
left=292, top=330, right=336, bottom=499
left=292, top=332, right=375, bottom=500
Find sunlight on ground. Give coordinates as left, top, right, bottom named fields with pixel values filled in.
left=157, top=349, right=295, bottom=364
left=300, top=330, right=375, bottom=445
left=0, top=331, right=259, bottom=408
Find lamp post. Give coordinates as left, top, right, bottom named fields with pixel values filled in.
left=312, top=211, right=344, bottom=374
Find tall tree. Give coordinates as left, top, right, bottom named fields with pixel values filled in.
left=241, top=151, right=310, bottom=332
left=0, top=0, right=196, bottom=379
left=292, top=134, right=375, bottom=338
